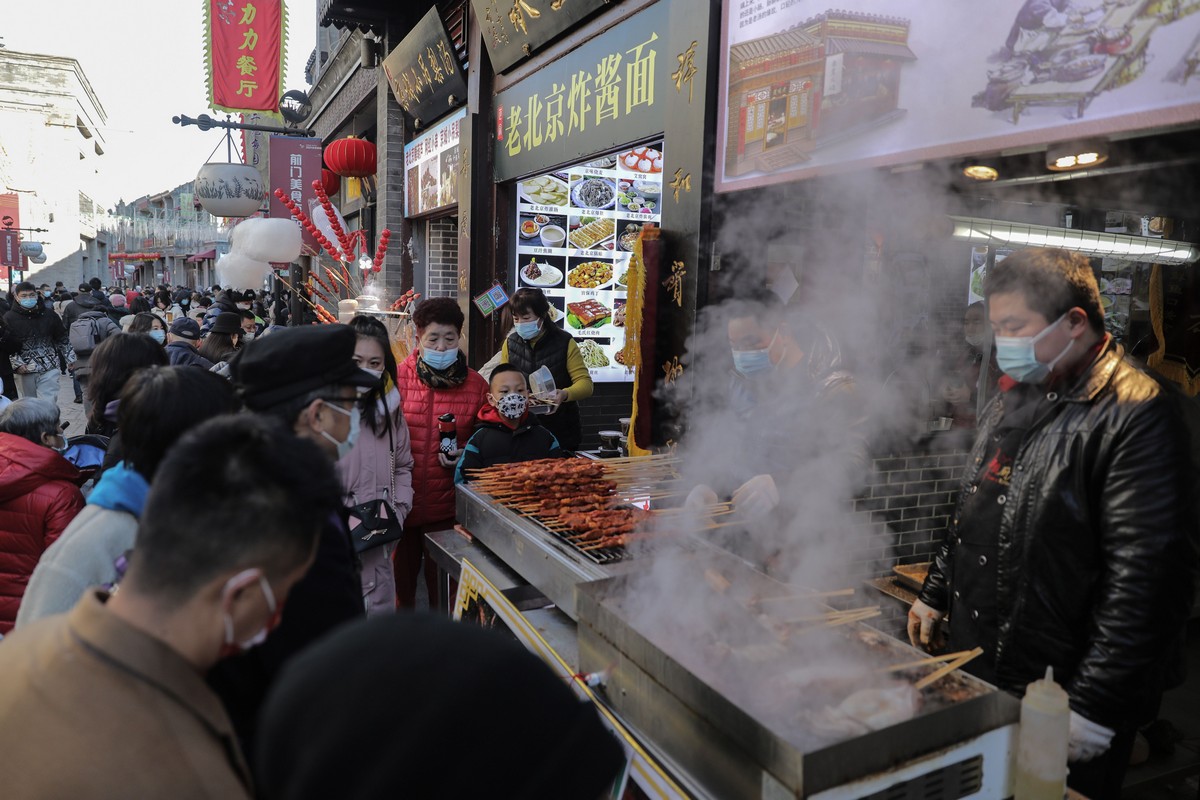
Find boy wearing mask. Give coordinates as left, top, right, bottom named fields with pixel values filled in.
left=455, top=364, right=564, bottom=483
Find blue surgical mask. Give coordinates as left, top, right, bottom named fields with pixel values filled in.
left=18, top=297, right=37, bottom=309
left=149, top=329, right=166, bottom=344
left=514, top=319, right=541, bottom=340
left=993, top=312, right=1073, bottom=383
left=731, top=330, right=778, bottom=377
left=421, top=347, right=459, bottom=371
left=42, top=291, right=51, bottom=298
left=320, top=401, right=362, bottom=460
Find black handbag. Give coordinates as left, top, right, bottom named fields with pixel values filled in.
left=347, top=428, right=405, bottom=553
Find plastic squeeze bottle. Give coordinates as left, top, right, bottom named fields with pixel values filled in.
left=1014, top=666, right=1070, bottom=799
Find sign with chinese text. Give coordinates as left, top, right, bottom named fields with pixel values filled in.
left=0, top=231, right=18, bottom=268
left=493, top=1, right=668, bottom=183
left=404, top=109, right=465, bottom=218
left=268, top=136, right=322, bottom=252
left=513, top=141, right=664, bottom=384
left=471, top=0, right=610, bottom=74
left=717, top=0, right=1200, bottom=192
left=205, top=0, right=286, bottom=113
left=382, top=7, right=467, bottom=126
left=242, top=110, right=284, bottom=197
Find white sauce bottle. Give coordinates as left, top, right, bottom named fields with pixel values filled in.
left=1014, top=666, right=1070, bottom=799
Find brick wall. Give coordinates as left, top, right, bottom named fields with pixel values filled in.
left=842, top=450, right=969, bottom=638
left=578, top=382, right=634, bottom=451
left=424, top=217, right=459, bottom=299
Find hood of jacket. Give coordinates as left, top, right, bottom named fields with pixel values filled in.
left=0, top=433, right=81, bottom=502
left=475, top=402, right=533, bottom=431
left=72, top=293, right=103, bottom=311
left=87, top=461, right=150, bottom=518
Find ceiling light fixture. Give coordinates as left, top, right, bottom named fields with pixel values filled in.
left=948, top=215, right=1200, bottom=265
left=961, top=160, right=999, bottom=181
left=1046, top=140, right=1109, bottom=172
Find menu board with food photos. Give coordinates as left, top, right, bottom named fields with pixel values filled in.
left=513, top=142, right=664, bottom=383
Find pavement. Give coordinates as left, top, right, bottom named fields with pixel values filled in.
left=55, top=372, right=89, bottom=436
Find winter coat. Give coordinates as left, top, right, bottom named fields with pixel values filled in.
left=62, top=292, right=107, bottom=328
left=397, top=351, right=488, bottom=527
left=455, top=405, right=564, bottom=483
left=15, top=461, right=148, bottom=628
left=336, top=389, right=415, bottom=521
left=166, top=340, right=215, bottom=370
left=4, top=303, right=76, bottom=374
left=0, top=433, right=85, bottom=632
left=919, top=341, right=1198, bottom=729
left=201, top=293, right=239, bottom=337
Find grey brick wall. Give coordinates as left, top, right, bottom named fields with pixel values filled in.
left=376, top=79, right=407, bottom=302
left=578, top=382, right=634, bottom=451
left=846, top=450, right=969, bottom=638
left=424, top=217, right=459, bottom=299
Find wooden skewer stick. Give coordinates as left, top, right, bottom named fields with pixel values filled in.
left=877, top=649, right=983, bottom=674
left=752, top=589, right=856, bottom=606
left=913, top=647, right=984, bottom=690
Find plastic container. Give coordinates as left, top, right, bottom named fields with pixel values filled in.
left=1013, top=666, right=1070, bottom=799
left=528, top=366, right=558, bottom=415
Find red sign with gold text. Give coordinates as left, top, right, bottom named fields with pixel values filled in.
left=205, top=0, right=285, bottom=113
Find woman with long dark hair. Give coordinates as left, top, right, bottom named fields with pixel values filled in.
left=339, top=316, right=414, bottom=614
left=127, top=312, right=167, bottom=348
left=198, top=313, right=242, bottom=365
left=84, top=333, right=168, bottom=437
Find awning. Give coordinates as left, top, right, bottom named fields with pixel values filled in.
left=825, top=37, right=917, bottom=60
left=187, top=249, right=217, bottom=263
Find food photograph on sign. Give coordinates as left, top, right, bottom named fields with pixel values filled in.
left=403, top=109, right=466, bottom=217
left=512, top=141, right=664, bottom=382
left=718, top=0, right=1200, bottom=190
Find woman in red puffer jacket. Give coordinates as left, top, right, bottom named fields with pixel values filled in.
left=395, top=298, right=487, bottom=609
left=0, top=398, right=85, bottom=632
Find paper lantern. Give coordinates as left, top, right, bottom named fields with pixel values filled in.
left=320, top=168, right=341, bottom=196
left=18, top=241, right=43, bottom=258
left=324, top=136, right=376, bottom=178
left=195, top=163, right=266, bottom=218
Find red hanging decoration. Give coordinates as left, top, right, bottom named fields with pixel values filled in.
left=320, top=168, right=341, bottom=197
left=323, top=136, right=377, bottom=178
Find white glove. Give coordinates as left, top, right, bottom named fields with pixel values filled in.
left=732, top=474, right=779, bottom=519
left=1068, top=710, right=1115, bottom=763
left=685, top=484, right=719, bottom=511
left=906, top=599, right=946, bottom=651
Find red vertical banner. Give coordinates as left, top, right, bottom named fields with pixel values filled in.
left=269, top=136, right=322, bottom=253
left=205, top=0, right=286, bottom=113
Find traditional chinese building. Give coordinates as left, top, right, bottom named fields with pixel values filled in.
left=724, top=10, right=916, bottom=177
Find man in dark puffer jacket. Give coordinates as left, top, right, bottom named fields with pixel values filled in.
left=908, top=248, right=1197, bottom=800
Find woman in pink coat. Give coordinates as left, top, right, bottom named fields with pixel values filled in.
left=394, top=299, right=487, bottom=609
left=338, top=317, right=415, bottom=615
left=0, top=398, right=84, bottom=632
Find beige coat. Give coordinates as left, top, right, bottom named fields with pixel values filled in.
left=0, top=592, right=252, bottom=799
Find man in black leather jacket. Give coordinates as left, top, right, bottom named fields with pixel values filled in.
left=908, top=248, right=1196, bottom=799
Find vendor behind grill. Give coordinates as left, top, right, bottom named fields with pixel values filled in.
left=455, top=364, right=565, bottom=484
left=908, top=247, right=1198, bottom=799
left=684, top=282, right=869, bottom=573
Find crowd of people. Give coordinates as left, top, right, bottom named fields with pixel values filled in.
left=0, top=281, right=619, bottom=797
left=0, top=246, right=1193, bottom=798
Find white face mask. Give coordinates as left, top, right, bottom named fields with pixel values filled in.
left=242, top=331, right=255, bottom=342
left=221, top=569, right=277, bottom=655
left=361, top=367, right=384, bottom=381
left=965, top=331, right=985, bottom=349
left=495, top=393, right=528, bottom=420
left=320, top=400, right=362, bottom=460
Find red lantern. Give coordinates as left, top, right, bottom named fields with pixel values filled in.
left=324, top=136, right=376, bottom=178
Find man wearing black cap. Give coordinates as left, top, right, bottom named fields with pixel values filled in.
left=214, top=324, right=376, bottom=764
left=166, top=317, right=215, bottom=370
